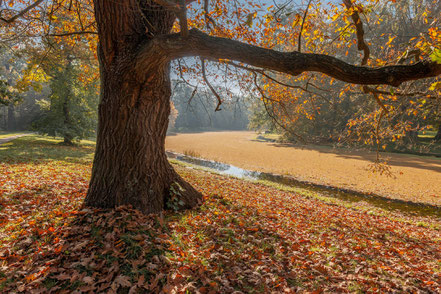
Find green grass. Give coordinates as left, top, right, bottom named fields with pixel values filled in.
left=0, top=135, right=95, bottom=164
left=0, top=132, right=29, bottom=139
left=418, top=130, right=437, bottom=139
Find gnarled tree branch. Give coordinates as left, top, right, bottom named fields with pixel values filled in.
left=137, top=29, right=441, bottom=87
left=342, top=0, right=370, bottom=66
left=152, top=0, right=192, bottom=36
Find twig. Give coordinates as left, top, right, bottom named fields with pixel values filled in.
left=298, top=0, right=312, bottom=52
left=397, top=49, right=421, bottom=64
left=47, top=30, right=97, bottom=37
left=201, top=58, right=222, bottom=111
left=203, top=0, right=216, bottom=29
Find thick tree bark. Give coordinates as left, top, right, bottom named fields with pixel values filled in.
left=85, top=58, right=202, bottom=213
left=84, top=0, right=202, bottom=214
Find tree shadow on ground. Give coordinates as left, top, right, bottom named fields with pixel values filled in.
left=0, top=205, right=172, bottom=293
left=267, top=141, right=441, bottom=173
left=161, top=189, right=441, bottom=293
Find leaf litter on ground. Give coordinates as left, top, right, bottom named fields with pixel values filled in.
left=0, top=136, right=440, bottom=293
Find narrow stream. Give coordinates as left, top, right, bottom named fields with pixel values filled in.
left=166, top=151, right=441, bottom=218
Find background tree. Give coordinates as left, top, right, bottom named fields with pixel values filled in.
left=0, top=46, right=60, bottom=131
left=0, top=49, right=23, bottom=130
left=32, top=56, right=98, bottom=144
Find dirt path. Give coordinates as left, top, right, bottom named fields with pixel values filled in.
left=0, top=134, right=33, bottom=145
left=166, top=131, right=441, bottom=206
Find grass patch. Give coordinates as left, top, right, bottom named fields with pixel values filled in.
left=0, top=135, right=95, bottom=164
left=0, top=132, right=29, bottom=139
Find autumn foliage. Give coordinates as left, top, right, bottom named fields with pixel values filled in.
left=1, top=0, right=441, bottom=291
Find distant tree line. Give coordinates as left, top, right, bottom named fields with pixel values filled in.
left=170, top=82, right=249, bottom=132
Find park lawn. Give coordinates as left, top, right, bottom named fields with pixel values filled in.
left=0, top=136, right=440, bottom=293
left=0, top=132, right=28, bottom=139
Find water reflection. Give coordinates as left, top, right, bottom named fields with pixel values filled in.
left=166, top=151, right=441, bottom=218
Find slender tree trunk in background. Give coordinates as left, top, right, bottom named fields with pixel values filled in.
left=434, top=124, right=441, bottom=142
left=84, top=0, right=202, bottom=214
left=63, top=58, right=74, bottom=145
left=7, top=104, right=15, bottom=131
left=5, top=63, right=16, bottom=131
left=2, top=107, right=6, bottom=129
left=403, top=130, right=419, bottom=147
left=62, top=96, right=73, bottom=145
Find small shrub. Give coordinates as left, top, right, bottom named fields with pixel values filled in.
left=183, top=149, right=200, bottom=158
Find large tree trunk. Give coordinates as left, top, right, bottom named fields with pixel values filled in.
left=84, top=0, right=202, bottom=214
left=85, top=61, right=202, bottom=213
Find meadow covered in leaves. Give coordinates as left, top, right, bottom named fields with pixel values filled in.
left=0, top=136, right=441, bottom=293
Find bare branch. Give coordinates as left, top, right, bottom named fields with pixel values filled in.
left=201, top=58, right=222, bottom=111
left=225, top=60, right=334, bottom=105
left=0, top=0, right=44, bottom=24
left=298, top=0, right=312, bottom=52
left=177, top=0, right=188, bottom=36
left=342, top=0, right=389, bottom=114
left=397, top=49, right=421, bottom=64
left=361, top=86, right=439, bottom=100
left=188, top=85, right=198, bottom=104
left=342, top=0, right=370, bottom=66
left=47, top=30, right=97, bottom=37
left=370, top=89, right=389, bottom=114
left=203, top=0, right=216, bottom=29
left=375, top=109, right=386, bottom=161
left=176, top=59, right=198, bottom=88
